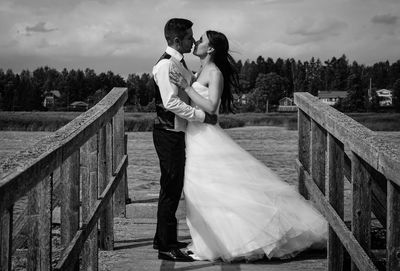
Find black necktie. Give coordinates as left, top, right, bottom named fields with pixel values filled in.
left=181, top=58, right=188, bottom=70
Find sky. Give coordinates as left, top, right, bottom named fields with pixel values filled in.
left=0, top=0, right=399, bottom=78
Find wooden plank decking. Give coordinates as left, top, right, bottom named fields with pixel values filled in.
left=2, top=127, right=398, bottom=270
left=99, top=202, right=327, bottom=271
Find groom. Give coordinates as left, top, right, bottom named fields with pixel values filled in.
left=152, top=18, right=217, bottom=262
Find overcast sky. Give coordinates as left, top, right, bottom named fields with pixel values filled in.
left=0, top=0, right=399, bottom=78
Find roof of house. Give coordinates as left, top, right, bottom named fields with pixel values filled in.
left=44, top=90, right=61, bottom=98
left=70, top=101, right=88, bottom=106
left=279, top=97, right=293, bottom=102
left=376, top=89, right=392, bottom=96
left=318, top=91, right=347, bottom=99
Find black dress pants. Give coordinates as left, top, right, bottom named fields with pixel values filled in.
left=152, top=127, right=185, bottom=251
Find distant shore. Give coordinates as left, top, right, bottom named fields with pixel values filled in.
left=0, top=111, right=399, bottom=132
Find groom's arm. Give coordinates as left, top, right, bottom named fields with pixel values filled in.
left=153, top=60, right=206, bottom=122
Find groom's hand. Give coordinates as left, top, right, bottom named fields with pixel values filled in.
left=203, top=112, right=218, bottom=125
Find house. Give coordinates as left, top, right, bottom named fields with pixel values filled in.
left=375, top=89, right=392, bottom=107
left=233, top=94, right=249, bottom=105
left=69, top=101, right=89, bottom=111
left=277, top=97, right=297, bottom=112
left=87, top=89, right=107, bottom=106
left=318, top=91, right=347, bottom=106
left=43, top=90, right=61, bottom=109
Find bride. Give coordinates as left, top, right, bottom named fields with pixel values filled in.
left=170, top=30, right=327, bottom=262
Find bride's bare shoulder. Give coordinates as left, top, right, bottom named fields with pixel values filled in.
left=208, top=65, right=222, bottom=78
left=200, top=64, right=222, bottom=85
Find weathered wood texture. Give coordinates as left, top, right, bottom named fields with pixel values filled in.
left=327, top=134, right=344, bottom=271
left=99, top=124, right=114, bottom=250
left=0, top=87, right=127, bottom=270
left=124, top=134, right=129, bottom=203
left=296, top=160, right=378, bottom=271
left=294, top=92, right=400, bottom=187
left=0, top=207, right=12, bottom=271
left=54, top=155, right=128, bottom=271
left=387, top=180, right=400, bottom=271
left=298, top=109, right=311, bottom=199
left=81, top=135, right=99, bottom=271
left=11, top=169, right=63, bottom=254
left=0, top=87, right=128, bottom=214
left=27, top=175, right=53, bottom=271
left=293, top=92, right=400, bottom=271
left=343, top=153, right=387, bottom=228
left=351, top=153, right=372, bottom=271
left=113, top=108, right=126, bottom=217
left=311, top=120, right=326, bottom=195
left=60, top=151, right=80, bottom=271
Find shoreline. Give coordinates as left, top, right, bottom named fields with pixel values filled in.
left=1, top=111, right=399, bottom=132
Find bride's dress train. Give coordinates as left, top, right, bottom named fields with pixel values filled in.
left=184, top=82, right=327, bottom=261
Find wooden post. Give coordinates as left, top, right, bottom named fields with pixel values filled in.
left=60, top=150, right=80, bottom=271
left=113, top=108, right=126, bottom=217
left=0, top=206, right=13, bottom=271
left=298, top=109, right=311, bottom=199
left=327, top=134, right=344, bottom=271
left=351, top=152, right=371, bottom=271
left=343, top=153, right=387, bottom=228
left=124, top=134, right=130, bottom=204
left=52, top=167, right=61, bottom=208
left=27, top=175, right=53, bottom=271
left=99, top=123, right=114, bottom=250
left=387, top=180, right=400, bottom=271
left=311, top=119, right=327, bottom=195
left=81, top=135, right=99, bottom=271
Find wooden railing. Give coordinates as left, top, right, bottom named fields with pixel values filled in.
left=0, top=87, right=128, bottom=271
left=294, top=92, right=400, bottom=271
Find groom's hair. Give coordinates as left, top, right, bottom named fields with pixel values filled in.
left=164, top=18, right=193, bottom=46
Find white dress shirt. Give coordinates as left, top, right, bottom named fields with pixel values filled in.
left=152, top=46, right=205, bottom=132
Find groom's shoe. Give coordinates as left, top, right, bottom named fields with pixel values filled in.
left=158, top=248, right=194, bottom=262
left=153, top=241, right=188, bottom=250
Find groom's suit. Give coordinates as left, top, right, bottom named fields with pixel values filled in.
left=152, top=46, right=205, bottom=251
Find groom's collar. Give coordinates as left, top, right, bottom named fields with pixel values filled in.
left=166, top=46, right=184, bottom=62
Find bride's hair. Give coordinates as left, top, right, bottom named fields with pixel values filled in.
left=206, top=30, right=239, bottom=113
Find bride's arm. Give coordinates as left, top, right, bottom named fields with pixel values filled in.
left=185, top=70, right=223, bottom=114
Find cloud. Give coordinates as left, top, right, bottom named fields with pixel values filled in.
left=371, top=14, right=398, bottom=25
left=26, top=22, right=57, bottom=33
left=103, top=31, right=144, bottom=45
left=10, top=0, right=100, bottom=15
left=182, top=0, right=300, bottom=4
left=251, top=0, right=303, bottom=5
left=287, top=17, right=347, bottom=38
left=0, top=0, right=399, bottom=75
left=283, top=17, right=348, bottom=46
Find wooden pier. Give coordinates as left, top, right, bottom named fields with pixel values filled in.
left=0, top=90, right=399, bottom=270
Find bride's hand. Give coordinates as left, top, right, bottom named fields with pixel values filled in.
left=169, top=66, right=189, bottom=89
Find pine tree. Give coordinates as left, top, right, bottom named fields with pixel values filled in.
left=393, top=79, right=400, bottom=112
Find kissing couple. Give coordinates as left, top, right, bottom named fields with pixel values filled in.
left=151, top=18, right=327, bottom=262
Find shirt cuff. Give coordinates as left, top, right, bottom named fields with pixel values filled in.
left=195, top=109, right=205, bottom=122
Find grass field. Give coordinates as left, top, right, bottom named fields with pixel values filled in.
left=3, top=128, right=398, bottom=227
left=0, top=111, right=399, bottom=132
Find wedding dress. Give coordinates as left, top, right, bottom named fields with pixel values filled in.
left=184, top=82, right=327, bottom=261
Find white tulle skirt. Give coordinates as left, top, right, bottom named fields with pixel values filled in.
left=184, top=122, right=327, bottom=261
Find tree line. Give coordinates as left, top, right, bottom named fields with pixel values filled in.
left=237, top=55, right=400, bottom=112
left=0, top=54, right=399, bottom=112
